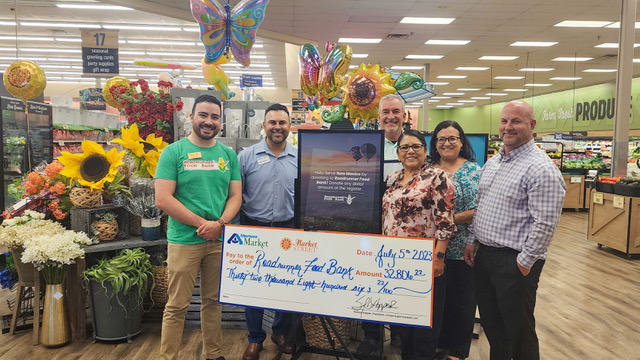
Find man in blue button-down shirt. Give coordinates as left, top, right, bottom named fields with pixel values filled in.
left=238, top=103, right=297, bottom=360
left=464, top=100, right=565, bottom=360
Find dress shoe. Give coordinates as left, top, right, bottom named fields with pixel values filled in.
left=271, top=334, right=293, bottom=354
left=242, top=343, right=263, bottom=360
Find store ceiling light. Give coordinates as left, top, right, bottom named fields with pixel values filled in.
left=19, top=48, right=81, bottom=53
left=0, top=36, right=54, bottom=41
left=604, top=22, right=640, bottom=28
left=56, top=3, right=133, bottom=10
left=431, top=96, right=452, bottom=99
left=504, top=88, right=528, bottom=92
left=425, top=40, right=470, bottom=45
left=127, top=40, right=197, bottom=46
left=0, top=21, right=16, bottom=26
left=436, top=105, right=453, bottom=108
left=443, top=92, right=465, bottom=96
left=0, top=47, right=15, bottom=51
left=428, top=99, right=440, bottom=102
left=48, top=57, right=83, bottom=62
left=486, top=93, right=508, bottom=96
left=552, top=57, right=593, bottom=62
left=182, top=27, right=201, bottom=32
left=145, top=51, right=203, bottom=57
left=595, top=42, right=640, bottom=48
left=437, top=75, right=467, bottom=79
left=20, top=21, right=101, bottom=29
left=252, top=44, right=264, bottom=48
left=338, top=37, right=382, bottom=44
left=405, top=54, right=444, bottom=59
left=48, top=80, right=97, bottom=84
left=119, top=51, right=146, bottom=55
left=494, top=75, right=524, bottom=79
left=352, top=54, right=369, bottom=58
left=446, top=103, right=464, bottom=106
left=479, top=55, right=519, bottom=61
left=400, top=17, right=455, bottom=24
left=455, top=66, right=489, bottom=71
left=510, top=41, right=558, bottom=47
left=471, top=97, right=491, bottom=100
left=55, top=37, right=81, bottom=42
left=554, top=20, right=614, bottom=28
left=249, top=64, right=270, bottom=68
left=0, top=56, right=41, bottom=61
left=429, top=82, right=449, bottom=85
left=104, top=25, right=182, bottom=31
left=459, top=100, right=477, bottom=103
left=39, top=65, right=71, bottom=69
left=391, top=65, right=424, bottom=70
left=550, top=77, right=582, bottom=80
left=457, top=88, right=480, bottom=91
left=524, top=83, right=553, bottom=87
left=583, top=69, right=617, bottom=73
left=251, top=55, right=267, bottom=59
left=520, top=68, right=554, bottom=72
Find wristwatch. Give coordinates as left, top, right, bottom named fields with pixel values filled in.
left=217, top=217, right=226, bottom=226
left=436, top=251, right=446, bottom=259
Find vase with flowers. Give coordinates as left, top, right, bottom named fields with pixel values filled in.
left=110, top=78, right=183, bottom=143
left=21, top=228, right=92, bottom=346
left=57, top=140, right=125, bottom=208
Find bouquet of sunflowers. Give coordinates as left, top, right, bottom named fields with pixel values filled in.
left=112, top=123, right=168, bottom=178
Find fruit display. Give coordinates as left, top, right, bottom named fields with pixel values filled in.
left=562, top=153, right=603, bottom=169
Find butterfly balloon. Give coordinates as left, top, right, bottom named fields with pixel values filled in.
left=191, top=0, right=269, bottom=67
left=299, top=42, right=352, bottom=109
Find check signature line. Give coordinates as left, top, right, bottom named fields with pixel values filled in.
left=223, top=293, right=309, bottom=305
left=392, top=286, right=432, bottom=294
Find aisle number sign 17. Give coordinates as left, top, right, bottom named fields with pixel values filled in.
left=81, top=30, right=119, bottom=49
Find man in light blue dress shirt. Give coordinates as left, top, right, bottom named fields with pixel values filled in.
left=464, top=100, right=565, bottom=360
left=238, top=103, right=297, bottom=360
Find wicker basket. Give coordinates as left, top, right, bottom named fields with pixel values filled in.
left=151, top=261, right=168, bottom=303
left=92, top=219, right=119, bottom=241
left=69, top=187, right=102, bottom=208
left=302, top=315, right=353, bottom=349
left=130, top=215, right=142, bottom=236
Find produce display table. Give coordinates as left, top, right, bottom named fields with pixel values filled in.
left=563, top=174, right=585, bottom=209
left=587, top=191, right=640, bottom=258
left=67, top=237, right=167, bottom=341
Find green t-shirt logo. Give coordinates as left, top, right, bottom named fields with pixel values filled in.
left=217, top=157, right=229, bottom=172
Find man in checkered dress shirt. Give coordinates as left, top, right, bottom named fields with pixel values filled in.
left=464, top=100, right=565, bottom=360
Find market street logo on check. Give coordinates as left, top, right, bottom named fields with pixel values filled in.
left=227, top=233, right=268, bottom=248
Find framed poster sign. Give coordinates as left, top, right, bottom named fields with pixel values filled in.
left=297, top=130, right=384, bottom=234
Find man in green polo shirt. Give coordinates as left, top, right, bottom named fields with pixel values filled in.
left=156, top=94, right=242, bottom=360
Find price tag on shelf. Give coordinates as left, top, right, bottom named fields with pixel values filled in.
left=570, top=176, right=581, bottom=184
left=593, top=192, right=603, bottom=205
left=59, top=140, right=65, bottom=146
left=62, top=124, right=69, bottom=130
left=613, top=196, right=625, bottom=209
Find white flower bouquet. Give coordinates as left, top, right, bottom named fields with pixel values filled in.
left=21, top=230, right=93, bottom=284
left=0, top=211, right=66, bottom=249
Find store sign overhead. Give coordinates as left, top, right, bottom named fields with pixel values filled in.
left=81, top=30, right=119, bottom=77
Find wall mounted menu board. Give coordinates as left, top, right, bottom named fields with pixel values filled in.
left=297, top=130, right=384, bottom=234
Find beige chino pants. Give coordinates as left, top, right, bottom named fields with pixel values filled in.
left=160, top=241, right=223, bottom=360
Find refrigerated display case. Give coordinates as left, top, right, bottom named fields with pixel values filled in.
left=1, top=97, right=53, bottom=210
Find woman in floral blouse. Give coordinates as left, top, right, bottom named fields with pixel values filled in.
left=382, top=129, right=457, bottom=360
left=430, top=121, right=481, bottom=360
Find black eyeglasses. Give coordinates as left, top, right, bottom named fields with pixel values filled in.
left=436, top=136, right=460, bottom=144
left=398, top=144, right=425, bottom=152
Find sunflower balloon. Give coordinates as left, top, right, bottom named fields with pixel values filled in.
left=341, top=63, right=396, bottom=123
left=3, top=60, right=47, bottom=103
left=103, top=76, right=131, bottom=109
left=58, top=141, right=125, bottom=191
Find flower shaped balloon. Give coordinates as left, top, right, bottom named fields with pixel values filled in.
left=341, top=63, right=396, bottom=123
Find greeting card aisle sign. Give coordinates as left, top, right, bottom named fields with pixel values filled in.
left=220, top=225, right=436, bottom=327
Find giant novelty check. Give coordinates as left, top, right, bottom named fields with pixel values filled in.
left=220, top=225, right=435, bottom=327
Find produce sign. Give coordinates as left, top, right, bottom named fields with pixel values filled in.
left=220, top=225, right=437, bottom=327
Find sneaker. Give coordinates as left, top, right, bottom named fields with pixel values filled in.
left=356, top=338, right=379, bottom=354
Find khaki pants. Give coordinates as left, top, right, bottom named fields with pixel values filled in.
left=160, top=241, right=223, bottom=360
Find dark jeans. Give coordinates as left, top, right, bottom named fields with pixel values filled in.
left=242, top=214, right=295, bottom=344
left=438, top=259, right=475, bottom=359
left=400, top=271, right=446, bottom=360
left=474, top=244, right=545, bottom=360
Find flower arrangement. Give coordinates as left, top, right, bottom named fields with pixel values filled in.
left=0, top=210, right=67, bottom=249
left=21, top=230, right=92, bottom=284
left=111, top=78, right=183, bottom=142
left=112, top=123, right=168, bottom=178
left=16, top=161, right=72, bottom=220
left=58, top=140, right=125, bottom=191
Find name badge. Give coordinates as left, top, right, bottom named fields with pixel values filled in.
left=493, top=162, right=501, bottom=170
left=257, top=155, right=270, bottom=165
left=188, top=152, right=202, bottom=159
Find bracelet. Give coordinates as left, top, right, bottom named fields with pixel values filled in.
left=217, top=217, right=226, bottom=226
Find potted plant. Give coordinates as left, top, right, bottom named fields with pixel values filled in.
left=102, top=173, right=132, bottom=206
left=125, top=194, right=163, bottom=241
left=82, top=248, right=154, bottom=342
left=91, top=211, right=119, bottom=242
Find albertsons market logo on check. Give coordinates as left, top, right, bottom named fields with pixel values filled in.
left=227, top=233, right=268, bottom=248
